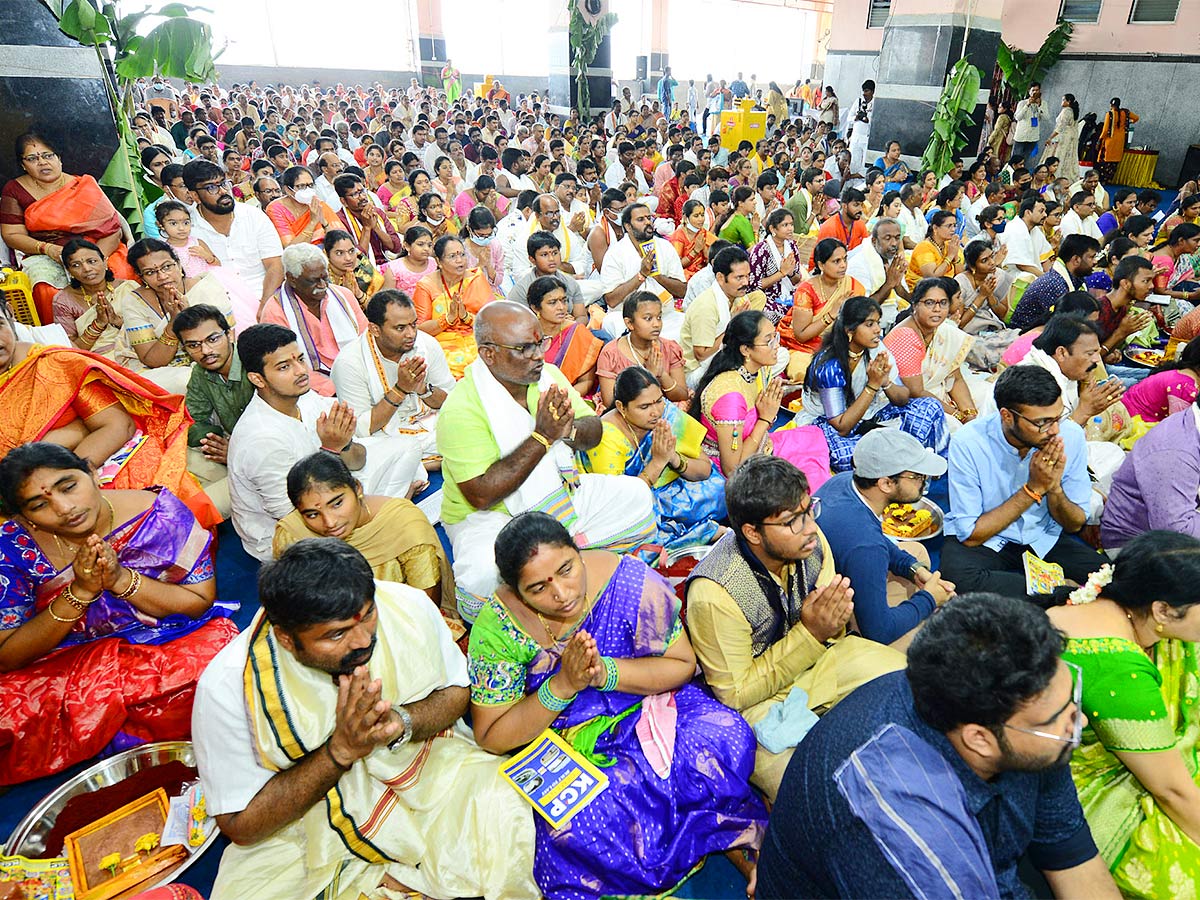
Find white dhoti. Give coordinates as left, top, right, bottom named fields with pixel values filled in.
left=446, top=473, right=655, bottom=622
left=359, top=433, right=427, bottom=497
left=186, top=448, right=231, bottom=518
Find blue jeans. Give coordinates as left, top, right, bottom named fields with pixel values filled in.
left=1012, top=140, right=1038, bottom=163
left=1105, top=363, right=1150, bottom=387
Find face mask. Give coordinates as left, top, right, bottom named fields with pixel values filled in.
left=293, top=187, right=316, bottom=204
left=426, top=216, right=445, bottom=226
left=580, top=179, right=597, bottom=189
left=470, top=233, right=494, bottom=246
left=685, top=223, right=700, bottom=233
left=992, top=220, right=1007, bottom=234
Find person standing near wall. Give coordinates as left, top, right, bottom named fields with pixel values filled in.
left=848, top=80, right=875, bottom=177
left=1012, top=82, right=1047, bottom=164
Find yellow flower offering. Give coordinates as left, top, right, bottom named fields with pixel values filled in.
left=133, top=832, right=160, bottom=854
left=100, top=852, right=121, bottom=875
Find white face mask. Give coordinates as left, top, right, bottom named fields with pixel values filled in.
left=425, top=215, right=445, bottom=226
left=685, top=223, right=700, bottom=233
left=293, top=187, right=316, bottom=205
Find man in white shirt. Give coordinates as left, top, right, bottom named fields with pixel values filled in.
left=498, top=191, right=538, bottom=278
left=1012, top=83, right=1047, bottom=164
left=847, top=80, right=875, bottom=176
left=1001, top=196, right=1049, bottom=279
left=605, top=141, right=648, bottom=193
left=512, top=194, right=592, bottom=279
left=1058, top=191, right=1103, bottom=241
left=330, top=290, right=454, bottom=460
left=896, top=183, right=929, bottom=250
left=314, top=152, right=344, bottom=211
left=423, top=125, right=453, bottom=174
left=847, top=218, right=910, bottom=307
left=184, top=160, right=283, bottom=305
left=191, top=540, right=539, bottom=900
left=227, top=323, right=424, bottom=561
left=598, top=202, right=686, bottom=339
left=495, top=148, right=536, bottom=199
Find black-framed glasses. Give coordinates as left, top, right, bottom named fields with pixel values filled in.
left=1007, top=408, right=1068, bottom=433
left=181, top=330, right=229, bottom=352
left=195, top=180, right=232, bottom=196
left=759, top=497, right=821, bottom=533
left=22, top=151, right=58, bottom=164
left=139, top=260, right=179, bottom=279
left=917, top=299, right=951, bottom=310
left=482, top=337, right=552, bottom=359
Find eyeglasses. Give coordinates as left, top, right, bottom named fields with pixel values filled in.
left=893, top=472, right=931, bottom=495
left=22, top=151, right=58, bottom=164
left=759, top=497, right=821, bottom=533
left=482, top=337, right=553, bottom=359
left=195, top=180, right=232, bottom=196
left=1007, top=408, right=1068, bottom=433
left=1001, top=661, right=1083, bottom=747
left=754, top=332, right=781, bottom=347
left=139, top=260, right=179, bottom=279
left=182, top=331, right=228, bottom=352
left=917, top=299, right=951, bottom=310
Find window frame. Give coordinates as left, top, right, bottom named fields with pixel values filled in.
left=1057, top=0, right=1103, bottom=24
left=866, top=0, right=892, bottom=30
left=1128, top=0, right=1181, bottom=24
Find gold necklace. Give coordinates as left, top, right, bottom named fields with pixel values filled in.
left=535, top=587, right=597, bottom=645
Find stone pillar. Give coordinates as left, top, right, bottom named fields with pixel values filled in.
left=869, top=0, right=1004, bottom=158
left=0, top=0, right=119, bottom=190
left=648, top=0, right=669, bottom=96
left=414, top=0, right=447, bottom=86
left=548, top=3, right=613, bottom=120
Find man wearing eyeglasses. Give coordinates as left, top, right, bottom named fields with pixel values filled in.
left=815, top=429, right=955, bottom=647
left=758, top=593, right=1118, bottom=899
left=175, top=303, right=254, bottom=517
left=685, top=455, right=906, bottom=801
left=436, top=302, right=655, bottom=624
left=184, top=160, right=284, bottom=307
left=943, top=365, right=1109, bottom=598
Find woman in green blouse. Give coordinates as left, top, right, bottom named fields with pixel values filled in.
left=717, top=185, right=759, bottom=249
left=1046, top=530, right=1200, bottom=898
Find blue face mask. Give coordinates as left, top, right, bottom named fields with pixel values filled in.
left=470, top=233, right=494, bottom=246
left=992, top=220, right=1007, bottom=234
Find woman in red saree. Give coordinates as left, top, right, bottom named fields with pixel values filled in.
left=0, top=303, right=221, bottom=528
left=1, top=131, right=136, bottom=324
left=0, top=443, right=238, bottom=784
left=527, top=275, right=601, bottom=397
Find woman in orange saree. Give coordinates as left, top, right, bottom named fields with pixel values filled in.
left=0, top=132, right=136, bottom=324
left=0, top=304, right=221, bottom=528
left=527, top=275, right=602, bottom=397
left=263, top=165, right=340, bottom=247
left=0, top=443, right=238, bottom=784
left=411, top=235, right=496, bottom=379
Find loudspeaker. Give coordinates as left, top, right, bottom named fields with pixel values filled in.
left=636, top=56, right=648, bottom=81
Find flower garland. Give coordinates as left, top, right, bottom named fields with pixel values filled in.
left=1066, top=564, right=1113, bottom=605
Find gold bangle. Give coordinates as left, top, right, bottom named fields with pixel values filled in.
left=114, top=569, right=142, bottom=600
left=47, top=600, right=84, bottom=623
left=661, top=378, right=678, bottom=392
left=61, top=584, right=95, bottom=611
left=530, top=431, right=553, bottom=451
left=158, top=333, right=179, bottom=347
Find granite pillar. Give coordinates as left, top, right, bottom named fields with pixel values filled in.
left=548, top=4, right=613, bottom=120
left=870, top=0, right=1004, bottom=158
left=0, top=0, right=119, bottom=189
left=414, top=0, right=447, bottom=86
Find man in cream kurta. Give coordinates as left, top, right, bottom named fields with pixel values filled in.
left=684, top=456, right=905, bottom=800
left=331, top=292, right=455, bottom=461
left=193, top=541, right=538, bottom=900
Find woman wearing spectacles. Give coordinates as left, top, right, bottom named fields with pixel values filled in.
left=411, top=234, right=497, bottom=379
left=1, top=131, right=138, bottom=324
left=122, top=239, right=235, bottom=394
left=884, top=277, right=987, bottom=430
left=1046, top=531, right=1200, bottom=898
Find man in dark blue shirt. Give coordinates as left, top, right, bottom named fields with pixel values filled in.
left=815, top=429, right=955, bottom=644
left=757, top=593, right=1119, bottom=899
left=1008, top=233, right=1099, bottom=332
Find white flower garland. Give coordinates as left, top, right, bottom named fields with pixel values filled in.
left=1066, top=564, right=1114, bottom=605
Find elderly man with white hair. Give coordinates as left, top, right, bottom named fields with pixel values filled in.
left=435, top=301, right=655, bottom=622
left=259, top=241, right=369, bottom=397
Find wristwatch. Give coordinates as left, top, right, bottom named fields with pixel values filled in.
left=909, top=562, right=927, bottom=581
left=417, top=385, right=435, bottom=399
left=387, top=704, right=414, bottom=750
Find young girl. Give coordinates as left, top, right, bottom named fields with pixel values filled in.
left=156, top=201, right=220, bottom=279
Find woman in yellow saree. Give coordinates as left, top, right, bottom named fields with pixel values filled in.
left=273, top=451, right=458, bottom=625
left=411, top=235, right=496, bottom=379
left=0, top=301, right=220, bottom=528
left=1046, top=531, right=1200, bottom=899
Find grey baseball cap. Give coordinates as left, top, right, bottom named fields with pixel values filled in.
left=852, top=428, right=947, bottom=479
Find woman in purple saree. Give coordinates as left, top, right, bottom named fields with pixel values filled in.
left=0, top=443, right=238, bottom=783
left=468, top=512, right=765, bottom=900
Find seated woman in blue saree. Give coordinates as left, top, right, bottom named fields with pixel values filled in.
left=468, top=512, right=766, bottom=900
left=580, top=367, right=725, bottom=561
left=0, top=443, right=238, bottom=784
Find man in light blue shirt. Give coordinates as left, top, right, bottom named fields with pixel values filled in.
left=942, top=366, right=1108, bottom=598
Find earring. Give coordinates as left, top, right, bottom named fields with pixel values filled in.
left=1156, top=622, right=1164, bottom=635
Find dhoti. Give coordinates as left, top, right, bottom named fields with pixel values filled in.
left=446, top=473, right=656, bottom=622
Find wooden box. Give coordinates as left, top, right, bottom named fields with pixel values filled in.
left=62, top=788, right=187, bottom=900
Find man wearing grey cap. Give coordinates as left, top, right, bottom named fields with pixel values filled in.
left=815, top=430, right=955, bottom=646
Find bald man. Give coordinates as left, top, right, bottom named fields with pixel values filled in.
left=435, top=302, right=655, bottom=621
